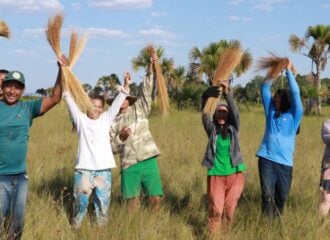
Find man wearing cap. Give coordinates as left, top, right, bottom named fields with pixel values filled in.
left=0, top=69, right=9, bottom=99
left=0, top=56, right=67, bottom=239
left=110, top=54, right=163, bottom=212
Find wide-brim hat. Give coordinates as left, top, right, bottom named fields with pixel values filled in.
left=106, top=95, right=137, bottom=106
left=3, top=71, right=25, bottom=86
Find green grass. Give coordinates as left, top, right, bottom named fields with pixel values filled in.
left=5, top=101, right=330, bottom=239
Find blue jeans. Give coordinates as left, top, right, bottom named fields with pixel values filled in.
left=258, top=157, right=292, bottom=217
left=0, top=173, right=28, bottom=240
left=73, top=169, right=112, bottom=228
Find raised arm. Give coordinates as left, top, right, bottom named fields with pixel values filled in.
left=260, top=78, right=273, bottom=116
left=286, top=61, right=303, bottom=128
left=136, top=55, right=158, bottom=115
left=39, top=55, right=67, bottom=114
left=105, top=72, right=130, bottom=122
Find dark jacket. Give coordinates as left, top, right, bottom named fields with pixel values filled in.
left=201, top=93, right=243, bottom=169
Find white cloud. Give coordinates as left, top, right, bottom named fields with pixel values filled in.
left=23, top=28, right=45, bottom=38
left=0, top=0, right=63, bottom=12
left=228, top=0, right=244, bottom=6
left=83, top=27, right=128, bottom=38
left=11, top=49, right=40, bottom=58
left=22, top=26, right=127, bottom=39
left=242, top=17, right=252, bottom=21
left=229, top=16, right=240, bottom=21
left=251, top=0, right=289, bottom=11
left=88, top=0, right=152, bottom=9
left=71, top=3, right=82, bottom=10
left=138, top=27, right=174, bottom=39
left=228, top=16, right=252, bottom=22
left=322, top=4, right=330, bottom=8
left=151, top=11, right=167, bottom=17
left=124, top=40, right=145, bottom=45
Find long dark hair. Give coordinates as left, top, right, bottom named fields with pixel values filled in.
left=274, top=89, right=291, bottom=113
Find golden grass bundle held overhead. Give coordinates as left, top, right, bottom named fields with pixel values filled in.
left=203, top=45, right=243, bottom=115
left=256, top=53, right=297, bottom=81
left=146, top=45, right=170, bottom=116
left=0, top=20, right=11, bottom=38
left=46, top=14, right=92, bottom=113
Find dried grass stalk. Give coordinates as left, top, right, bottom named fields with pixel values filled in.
left=146, top=45, right=170, bottom=116
left=46, top=14, right=92, bottom=113
left=69, top=31, right=88, bottom=68
left=0, top=20, right=11, bottom=38
left=203, top=46, right=243, bottom=115
left=256, top=53, right=297, bottom=81
left=46, top=14, right=63, bottom=56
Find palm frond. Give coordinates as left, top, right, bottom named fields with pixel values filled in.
left=289, top=34, right=306, bottom=53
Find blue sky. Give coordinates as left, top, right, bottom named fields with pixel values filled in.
left=1, top=0, right=330, bottom=93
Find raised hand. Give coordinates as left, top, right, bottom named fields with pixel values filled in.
left=123, top=72, right=131, bottom=92
left=218, top=80, right=229, bottom=95
left=57, top=54, right=69, bottom=67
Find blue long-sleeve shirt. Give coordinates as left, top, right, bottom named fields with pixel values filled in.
left=256, top=70, right=303, bottom=166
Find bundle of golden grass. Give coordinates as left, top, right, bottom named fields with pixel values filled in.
left=0, top=20, right=10, bottom=38
left=146, top=45, right=170, bottom=116
left=203, top=45, right=243, bottom=115
left=46, top=14, right=92, bottom=113
left=256, top=53, right=297, bottom=81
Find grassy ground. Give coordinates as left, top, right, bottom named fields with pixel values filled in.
left=3, top=102, right=330, bottom=239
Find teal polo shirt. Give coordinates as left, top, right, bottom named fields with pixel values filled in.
left=0, top=99, right=42, bottom=174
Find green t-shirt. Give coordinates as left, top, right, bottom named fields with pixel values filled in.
left=208, top=134, right=246, bottom=176
left=0, top=99, right=42, bottom=174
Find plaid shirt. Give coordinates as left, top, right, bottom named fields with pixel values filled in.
left=110, top=73, right=160, bottom=169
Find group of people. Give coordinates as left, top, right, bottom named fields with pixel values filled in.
left=0, top=56, right=329, bottom=239
left=200, top=59, right=330, bottom=237
left=0, top=54, right=163, bottom=239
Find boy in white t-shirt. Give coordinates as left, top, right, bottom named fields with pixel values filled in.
left=63, top=73, right=130, bottom=228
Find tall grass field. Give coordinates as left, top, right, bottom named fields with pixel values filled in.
left=6, top=102, right=330, bottom=239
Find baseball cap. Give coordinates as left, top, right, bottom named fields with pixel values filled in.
left=3, top=71, right=25, bottom=86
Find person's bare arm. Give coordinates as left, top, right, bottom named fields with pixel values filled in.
left=40, top=55, right=68, bottom=114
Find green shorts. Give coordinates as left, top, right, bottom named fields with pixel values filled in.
left=121, top=157, right=163, bottom=199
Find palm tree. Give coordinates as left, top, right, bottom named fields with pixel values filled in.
left=189, top=40, right=252, bottom=85
left=289, top=24, right=330, bottom=114
left=96, top=73, right=121, bottom=96
left=132, top=46, right=164, bottom=72
left=170, top=66, right=186, bottom=91
left=160, top=57, right=175, bottom=89
left=82, top=83, right=92, bottom=94
left=131, top=45, right=174, bottom=99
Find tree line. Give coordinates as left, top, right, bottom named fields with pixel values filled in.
left=35, top=24, right=330, bottom=114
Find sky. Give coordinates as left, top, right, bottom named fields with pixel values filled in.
left=1, top=0, right=330, bottom=94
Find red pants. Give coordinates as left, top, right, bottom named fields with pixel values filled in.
left=207, top=172, right=245, bottom=235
